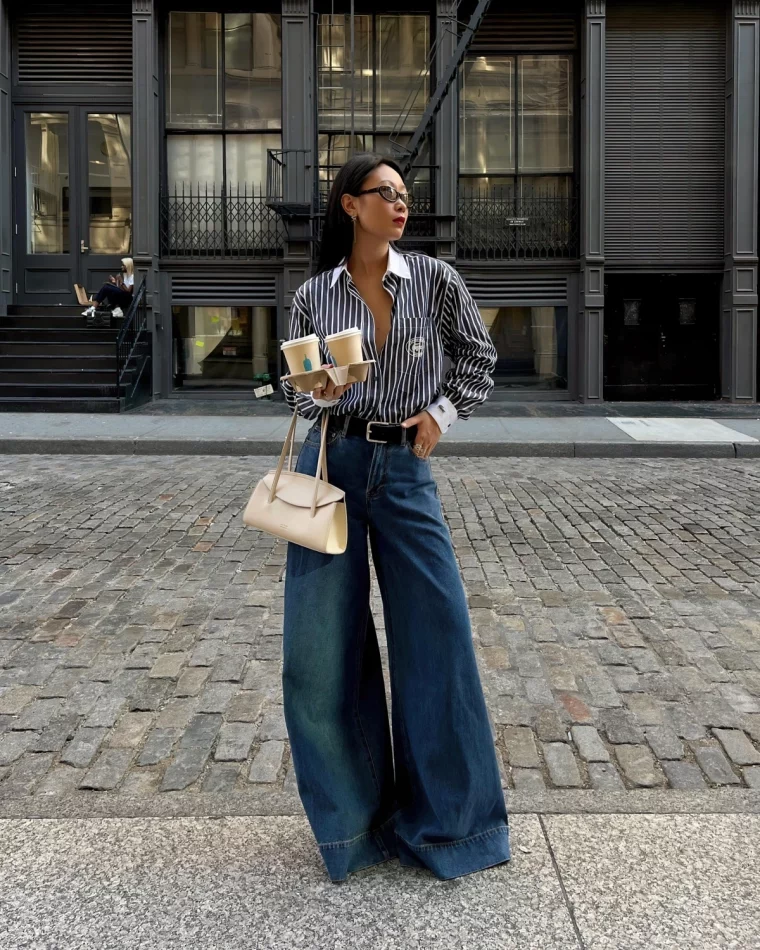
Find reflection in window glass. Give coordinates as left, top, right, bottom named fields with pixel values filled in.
left=460, top=57, right=514, bottom=175
left=481, top=306, right=568, bottom=389
left=376, top=16, right=429, bottom=131
left=167, top=12, right=222, bottom=129
left=226, top=133, right=281, bottom=188
left=518, top=56, right=573, bottom=173
left=25, top=113, right=69, bottom=254
left=225, top=14, right=282, bottom=130
left=88, top=113, right=131, bottom=254
left=172, top=306, right=278, bottom=389
left=460, top=54, right=573, bottom=182
left=318, top=15, right=372, bottom=131
left=167, top=135, right=224, bottom=192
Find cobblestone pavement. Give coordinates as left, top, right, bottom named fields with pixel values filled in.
left=1, top=455, right=760, bottom=801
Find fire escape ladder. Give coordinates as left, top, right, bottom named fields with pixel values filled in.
left=389, top=0, right=493, bottom=187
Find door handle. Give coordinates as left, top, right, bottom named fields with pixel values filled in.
left=80, top=239, right=89, bottom=253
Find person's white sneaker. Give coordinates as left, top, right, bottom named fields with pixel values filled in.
left=111, top=307, right=124, bottom=318
left=82, top=306, right=95, bottom=317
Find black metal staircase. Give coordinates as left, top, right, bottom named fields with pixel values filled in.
left=389, top=0, right=493, bottom=186
left=0, top=278, right=152, bottom=413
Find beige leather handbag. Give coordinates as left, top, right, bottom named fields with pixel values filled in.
left=242, top=406, right=348, bottom=555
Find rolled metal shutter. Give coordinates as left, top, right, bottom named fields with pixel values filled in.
left=171, top=274, right=279, bottom=306
left=15, top=14, right=132, bottom=85
left=468, top=11, right=578, bottom=51
left=463, top=274, right=568, bottom=305
left=605, top=1, right=725, bottom=267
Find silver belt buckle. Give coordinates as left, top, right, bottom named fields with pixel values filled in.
left=366, top=421, right=393, bottom=444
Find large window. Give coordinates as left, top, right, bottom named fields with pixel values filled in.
left=480, top=306, right=568, bottom=391
left=317, top=14, right=430, bottom=196
left=166, top=11, right=281, bottom=181
left=460, top=54, right=573, bottom=197
left=458, top=52, right=577, bottom=265
left=164, top=12, right=283, bottom=255
left=172, top=306, right=278, bottom=390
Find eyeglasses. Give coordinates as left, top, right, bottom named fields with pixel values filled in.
left=355, top=184, right=414, bottom=207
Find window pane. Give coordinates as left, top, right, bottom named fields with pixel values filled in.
left=167, top=135, right=224, bottom=191
left=460, top=57, right=515, bottom=175
left=87, top=113, right=131, bottom=255
left=517, top=175, right=571, bottom=199
left=172, top=306, right=278, bottom=389
left=518, top=56, right=573, bottom=173
left=226, top=133, right=281, bottom=189
left=481, top=306, right=568, bottom=389
left=166, top=136, right=223, bottom=248
left=25, top=113, right=69, bottom=254
left=225, top=14, right=282, bottom=130
left=167, top=12, right=222, bottom=129
left=317, top=132, right=373, bottom=201
left=317, top=15, right=372, bottom=131
left=459, top=176, right=515, bottom=199
left=376, top=16, right=429, bottom=132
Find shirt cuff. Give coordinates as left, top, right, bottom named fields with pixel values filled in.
left=311, top=395, right=341, bottom=408
left=425, top=394, right=458, bottom=434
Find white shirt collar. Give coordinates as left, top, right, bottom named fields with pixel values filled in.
left=329, top=244, right=411, bottom=289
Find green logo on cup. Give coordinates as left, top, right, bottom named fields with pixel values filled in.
left=303, top=356, right=313, bottom=372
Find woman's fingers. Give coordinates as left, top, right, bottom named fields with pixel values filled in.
left=311, top=364, right=356, bottom=401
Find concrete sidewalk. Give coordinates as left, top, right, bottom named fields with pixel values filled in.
left=2, top=410, right=760, bottom=457
left=0, top=811, right=756, bottom=949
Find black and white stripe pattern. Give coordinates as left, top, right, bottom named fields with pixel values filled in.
left=282, top=248, right=497, bottom=424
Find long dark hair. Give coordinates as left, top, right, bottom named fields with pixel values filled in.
left=316, top=152, right=405, bottom=274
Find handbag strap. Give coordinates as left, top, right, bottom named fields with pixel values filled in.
left=311, top=411, right=329, bottom=518
left=268, top=406, right=330, bottom=514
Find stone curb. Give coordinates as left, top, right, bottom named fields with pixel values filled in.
left=1, top=789, right=759, bottom=820
left=0, top=439, right=757, bottom=458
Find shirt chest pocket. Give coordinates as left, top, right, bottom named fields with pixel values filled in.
left=390, top=317, right=435, bottom=383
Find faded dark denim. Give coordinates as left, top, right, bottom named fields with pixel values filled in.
left=282, top=415, right=511, bottom=882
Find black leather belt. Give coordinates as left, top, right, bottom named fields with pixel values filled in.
left=338, top=414, right=417, bottom=446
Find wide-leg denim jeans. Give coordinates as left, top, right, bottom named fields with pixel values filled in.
left=282, top=413, right=511, bottom=882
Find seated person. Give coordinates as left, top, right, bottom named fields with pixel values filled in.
left=82, top=257, right=134, bottom=318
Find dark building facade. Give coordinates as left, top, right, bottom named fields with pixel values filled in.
left=0, top=0, right=757, bottom=409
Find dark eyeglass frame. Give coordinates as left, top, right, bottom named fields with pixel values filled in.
left=354, top=184, right=414, bottom=207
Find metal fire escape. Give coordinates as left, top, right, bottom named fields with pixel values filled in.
left=266, top=0, right=493, bottom=234
left=389, top=0, right=492, bottom=188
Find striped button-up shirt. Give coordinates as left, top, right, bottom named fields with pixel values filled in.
left=281, top=246, right=497, bottom=432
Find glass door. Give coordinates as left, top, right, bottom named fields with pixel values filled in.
left=14, top=107, right=131, bottom=306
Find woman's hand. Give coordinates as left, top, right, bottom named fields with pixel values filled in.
left=401, top=410, right=441, bottom=459
left=312, top=363, right=355, bottom=402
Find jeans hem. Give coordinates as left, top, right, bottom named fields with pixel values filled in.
left=318, top=809, right=401, bottom=882
left=394, top=823, right=511, bottom=881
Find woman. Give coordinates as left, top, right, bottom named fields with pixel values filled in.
left=82, top=257, right=134, bottom=318
left=280, top=153, right=510, bottom=883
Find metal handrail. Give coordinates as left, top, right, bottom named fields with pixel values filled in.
left=115, top=277, right=149, bottom=404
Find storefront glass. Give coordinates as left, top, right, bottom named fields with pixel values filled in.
left=171, top=305, right=278, bottom=389
left=481, top=306, right=568, bottom=390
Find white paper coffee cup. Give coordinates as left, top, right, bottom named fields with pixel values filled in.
left=325, top=327, right=363, bottom=366
left=281, top=333, right=321, bottom=375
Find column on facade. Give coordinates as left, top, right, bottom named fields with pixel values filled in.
left=132, top=0, right=163, bottom=392
left=281, top=0, right=314, bottom=364
left=434, top=0, right=458, bottom=261
left=723, top=0, right=759, bottom=401
left=0, top=0, right=11, bottom=315
left=579, top=0, right=605, bottom=402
